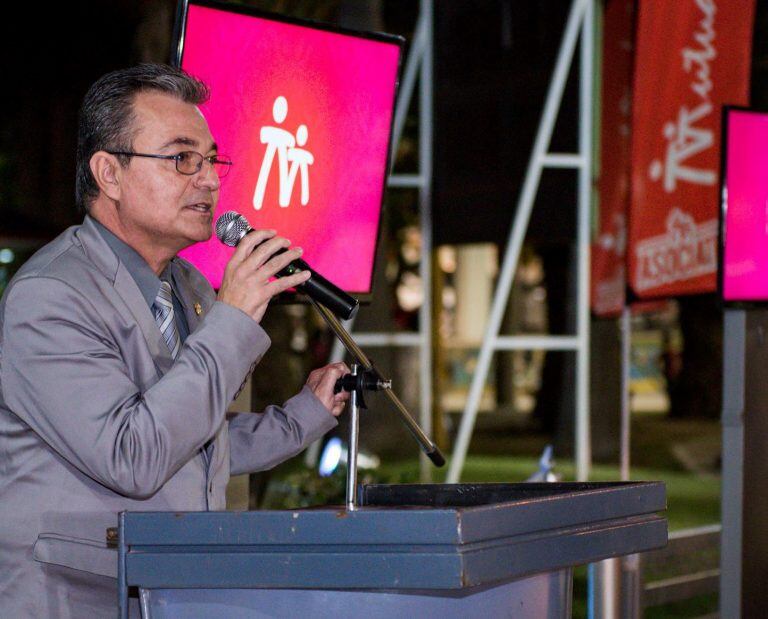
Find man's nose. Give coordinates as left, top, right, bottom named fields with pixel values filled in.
left=194, top=161, right=221, bottom=190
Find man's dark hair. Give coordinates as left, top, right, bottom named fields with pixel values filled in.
left=75, top=63, right=210, bottom=211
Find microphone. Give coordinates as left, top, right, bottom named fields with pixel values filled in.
left=215, top=211, right=359, bottom=320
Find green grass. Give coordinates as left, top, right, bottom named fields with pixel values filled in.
left=645, top=593, right=718, bottom=618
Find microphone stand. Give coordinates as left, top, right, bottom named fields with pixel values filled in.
left=308, top=299, right=445, bottom=511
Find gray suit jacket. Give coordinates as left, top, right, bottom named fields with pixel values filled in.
left=0, top=216, right=337, bottom=617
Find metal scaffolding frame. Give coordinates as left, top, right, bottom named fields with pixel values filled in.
left=306, top=0, right=435, bottom=479
left=446, top=0, right=595, bottom=483
left=306, top=0, right=595, bottom=485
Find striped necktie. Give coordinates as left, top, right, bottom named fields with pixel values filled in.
left=153, top=281, right=181, bottom=358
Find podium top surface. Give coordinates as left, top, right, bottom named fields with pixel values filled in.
left=122, top=481, right=665, bottom=546
left=119, top=482, right=667, bottom=591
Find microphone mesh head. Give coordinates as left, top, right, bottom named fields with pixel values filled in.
left=215, top=211, right=251, bottom=247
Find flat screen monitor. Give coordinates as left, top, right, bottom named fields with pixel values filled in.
left=172, top=0, right=402, bottom=297
left=719, top=107, right=768, bottom=304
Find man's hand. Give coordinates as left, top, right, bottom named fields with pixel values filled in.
left=305, top=362, right=351, bottom=417
left=217, top=229, right=311, bottom=323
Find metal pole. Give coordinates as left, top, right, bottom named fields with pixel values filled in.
left=418, top=0, right=434, bottom=481
left=139, top=589, right=152, bottom=619
left=581, top=2, right=618, bottom=614
left=576, top=0, right=593, bottom=483
left=346, top=365, right=360, bottom=511
left=447, top=0, right=589, bottom=483
left=720, top=309, right=746, bottom=618
left=390, top=13, right=426, bottom=164
left=593, top=558, right=620, bottom=619
left=621, top=553, right=641, bottom=619
left=118, top=512, right=128, bottom=619
left=620, top=306, right=631, bottom=481
left=619, top=305, right=642, bottom=619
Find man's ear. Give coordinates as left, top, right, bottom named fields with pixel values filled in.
left=89, top=151, right=123, bottom=202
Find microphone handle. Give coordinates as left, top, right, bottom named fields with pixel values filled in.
left=269, top=248, right=359, bottom=320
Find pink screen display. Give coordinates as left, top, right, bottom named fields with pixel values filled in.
left=178, top=4, right=400, bottom=291
left=722, top=109, right=768, bottom=301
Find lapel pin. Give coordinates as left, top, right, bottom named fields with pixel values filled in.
left=194, top=302, right=203, bottom=316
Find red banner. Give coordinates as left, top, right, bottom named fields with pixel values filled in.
left=628, top=0, right=754, bottom=298
left=592, top=0, right=635, bottom=317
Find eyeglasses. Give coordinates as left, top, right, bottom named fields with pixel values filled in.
left=107, top=150, right=233, bottom=178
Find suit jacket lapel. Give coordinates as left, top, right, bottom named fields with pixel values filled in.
left=76, top=216, right=174, bottom=376
left=170, top=258, right=213, bottom=335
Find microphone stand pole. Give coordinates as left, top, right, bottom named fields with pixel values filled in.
left=309, top=299, right=445, bottom=508
left=345, top=364, right=360, bottom=511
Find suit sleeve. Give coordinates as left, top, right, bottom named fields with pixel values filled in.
left=228, top=386, right=338, bottom=475
left=1, top=276, right=268, bottom=499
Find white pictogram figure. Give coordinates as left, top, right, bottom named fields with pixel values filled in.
left=285, top=124, right=314, bottom=206
left=648, top=102, right=716, bottom=193
left=253, top=96, right=295, bottom=210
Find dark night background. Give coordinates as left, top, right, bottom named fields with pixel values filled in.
left=1, top=0, right=768, bottom=454
left=0, top=0, right=579, bottom=243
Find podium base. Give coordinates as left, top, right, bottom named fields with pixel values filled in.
left=141, top=569, right=572, bottom=619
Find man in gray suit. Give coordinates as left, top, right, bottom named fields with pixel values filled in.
left=0, top=64, right=349, bottom=617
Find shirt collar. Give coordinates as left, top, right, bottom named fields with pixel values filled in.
left=91, top=218, right=167, bottom=309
